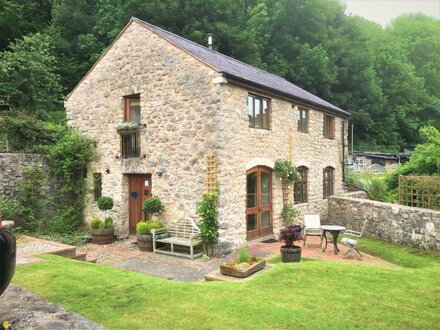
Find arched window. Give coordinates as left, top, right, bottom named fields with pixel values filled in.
left=294, top=166, right=308, bottom=204
left=323, top=167, right=334, bottom=198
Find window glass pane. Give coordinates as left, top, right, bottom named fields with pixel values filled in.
left=261, top=211, right=270, bottom=227
left=262, top=99, right=268, bottom=129
left=302, top=110, right=307, bottom=131
left=297, top=110, right=301, bottom=130
left=248, top=96, right=254, bottom=126
left=254, top=98, right=261, bottom=128
left=260, top=172, right=270, bottom=206
left=247, top=172, right=257, bottom=208
left=247, top=214, right=257, bottom=231
left=130, top=100, right=141, bottom=123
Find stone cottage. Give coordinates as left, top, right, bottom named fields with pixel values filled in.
left=65, top=17, right=350, bottom=252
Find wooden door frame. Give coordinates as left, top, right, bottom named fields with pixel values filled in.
left=128, top=174, right=152, bottom=234
left=245, top=166, right=273, bottom=240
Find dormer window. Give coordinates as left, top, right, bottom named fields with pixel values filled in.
left=248, top=94, right=270, bottom=129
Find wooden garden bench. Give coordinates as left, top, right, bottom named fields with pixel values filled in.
left=151, top=218, right=203, bottom=260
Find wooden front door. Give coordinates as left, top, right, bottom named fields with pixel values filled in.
left=128, top=174, right=152, bottom=234
left=246, top=166, right=273, bottom=240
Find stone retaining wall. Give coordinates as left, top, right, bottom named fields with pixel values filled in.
left=328, top=192, right=440, bottom=251
left=0, top=153, right=59, bottom=198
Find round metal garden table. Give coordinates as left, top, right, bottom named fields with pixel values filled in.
left=320, top=225, right=346, bottom=254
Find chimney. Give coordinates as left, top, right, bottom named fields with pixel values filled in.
left=207, top=33, right=213, bottom=50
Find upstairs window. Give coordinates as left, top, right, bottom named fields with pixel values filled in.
left=294, top=166, right=308, bottom=204
left=121, top=95, right=140, bottom=158
left=323, top=166, right=334, bottom=198
left=323, top=114, right=335, bottom=139
left=297, top=107, right=308, bottom=133
left=248, top=94, right=270, bottom=129
left=125, top=95, right=141, bottom=123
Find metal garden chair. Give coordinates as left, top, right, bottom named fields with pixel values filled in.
left=340, top=220, right=368, bottom=259
left=303, top=214, right=322, bottom=247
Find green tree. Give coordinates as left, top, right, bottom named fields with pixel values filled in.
left=0, top=0, right=52, bottom=50
left=0, top=33, right=63, bottom=111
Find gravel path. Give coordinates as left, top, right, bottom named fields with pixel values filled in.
left=17, top=241, right=64, bottom=256
left=0, top=284, right=106, bottom=330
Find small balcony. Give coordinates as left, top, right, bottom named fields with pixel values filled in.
left=117, top=124, right=140, bottom=158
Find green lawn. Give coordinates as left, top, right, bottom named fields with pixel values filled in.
left=13, top=239, right=440, bottom=329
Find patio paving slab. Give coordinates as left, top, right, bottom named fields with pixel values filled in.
left=111, top=257, right=225, bottom=282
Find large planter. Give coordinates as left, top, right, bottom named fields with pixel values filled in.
left=137, top=234, right=153, bottom=252
left=280, top=245, right=301, bottom=263
left=91, top=228, right=114, bottom=245
left=220, top=259, right=266, bottom=278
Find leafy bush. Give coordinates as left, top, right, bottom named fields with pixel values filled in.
left=368, top=178, right=389, bottom=202
left=89, top=217, right=103, bottom=229
left=281, top=203, right=300, bottom=224
left=45, top=129, right=96, bottom=234
left=16, top=165, right=48, bottom=231
left=274, top=159, right=300, bottom=186
left=104, top=217, right=114, bottom=229
left=196, top=188, right=219, bottom=256
left=136, top=220, right=163, bottom=235
left=0, top=111, right=64, bottom=152
left=47, top=206, right=82, bottom=234
left=97, top=196, right=114, bottom=211
left=279, top=224, right=303, bottom=247
left=0, top=195, right=19, bottom=220
left=144, top=197, right=163, bottom=214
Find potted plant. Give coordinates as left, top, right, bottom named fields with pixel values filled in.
left=97, top=196, right=114, bottom=214
left=219, top=247, right=266, bottom=278
left=116, top=122, right=139, bottom=134
left=89, top=217, right=114, bottom=245
left=144, top=197, right=163, bottom=219
left=136, top=220, right=164, bottom=252
left=279, top=224, right=303, bottom=262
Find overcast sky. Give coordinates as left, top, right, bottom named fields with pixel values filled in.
left=343, top=0, right=440, bottom=26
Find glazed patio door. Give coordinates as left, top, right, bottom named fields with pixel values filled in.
left=128, top=174, right=152, bottom=234
left=246, top=167, right=273, bottom=240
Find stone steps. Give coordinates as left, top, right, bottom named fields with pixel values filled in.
left=46, top=246, right=96, bottom=264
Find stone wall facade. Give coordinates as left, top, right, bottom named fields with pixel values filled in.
left=66, top=20, right=348, bottom=251
left=328, top=193, right=440, bottom=251
left=0, top=153, right=58, bottom=198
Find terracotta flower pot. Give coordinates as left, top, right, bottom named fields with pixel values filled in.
left=137, top=234, right=153, bottom=252
left=280, top=245, right=301, bottom=263
left=91, top=228, right=114, bottom=245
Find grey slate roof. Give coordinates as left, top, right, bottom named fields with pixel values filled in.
left=134, top=17, right=349, bottom=117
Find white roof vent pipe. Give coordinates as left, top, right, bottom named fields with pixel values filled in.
left=207, top=33, right=213, bottom=50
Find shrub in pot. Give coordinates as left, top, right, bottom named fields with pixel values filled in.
left=143, top=197, right=162, bottom=219
left=136, top=220, right=164, bottom=252
left=89, top=217, right=114, bottom=245
left=279, top=224, right=303, bottom=262
left=97, top=196, right=114, bottom=212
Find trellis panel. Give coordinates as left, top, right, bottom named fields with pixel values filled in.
left=399, top=175, right=440, bottom=210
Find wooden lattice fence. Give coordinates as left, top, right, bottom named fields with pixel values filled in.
left=399, top=175, right=440, bottom=210
left=205, top=152, right=217, bottom=193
